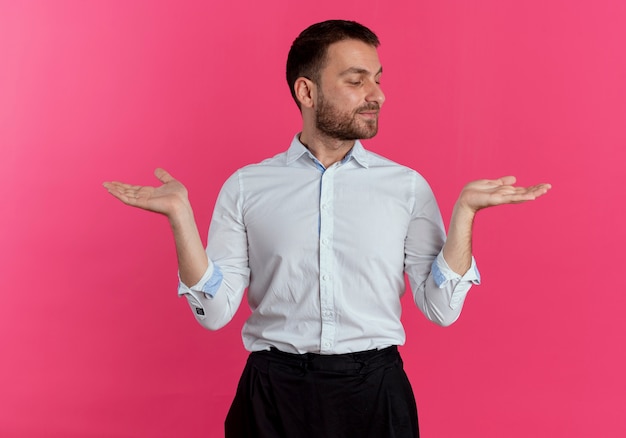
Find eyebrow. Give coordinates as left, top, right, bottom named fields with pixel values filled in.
left=339, top=66, right=383, bottom=76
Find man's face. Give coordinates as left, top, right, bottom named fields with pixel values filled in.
left=314, top=39, right=385, bottom=141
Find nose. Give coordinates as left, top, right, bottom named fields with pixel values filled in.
left=365, top=80, right=385, bottom=107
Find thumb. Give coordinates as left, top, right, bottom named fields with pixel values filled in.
left=497, top=175, right=516, bottom=186
left=154, top=167, right=174, bottom=184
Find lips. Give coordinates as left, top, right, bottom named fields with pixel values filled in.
left=358, top=110, right=379, bottom=119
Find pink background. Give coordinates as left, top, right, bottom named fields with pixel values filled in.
left=1, top=0, right=625, bottom=436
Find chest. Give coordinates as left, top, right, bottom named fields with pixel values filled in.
left=241, top=167, right=413, bottom=261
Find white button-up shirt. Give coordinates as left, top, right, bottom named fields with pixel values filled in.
left=178, top=135, right=480, bottom=354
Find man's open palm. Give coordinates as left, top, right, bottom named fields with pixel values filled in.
left=458, top=176, right=551, bottom=213
left=103, top=168, right=188, bottom=217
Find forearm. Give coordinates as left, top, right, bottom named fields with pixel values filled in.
left=168, top=200, right=208, bottom=287
left=442, top=202, right=476, bottom=275
left=416, top=205, right=479, bottom=326
left=442, top=176, right=552, bottom=273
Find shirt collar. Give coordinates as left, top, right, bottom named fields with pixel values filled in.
left=285, top=134, right=370, bottom=169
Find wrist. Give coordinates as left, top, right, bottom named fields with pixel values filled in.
left=167, top=199, right=194, bottom=228
left=452, top=198, right=478, bottom=220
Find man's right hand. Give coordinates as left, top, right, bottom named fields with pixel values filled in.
left=103, top=168, right=189, bottom=218
left=104, top=168, right=209, bottom=287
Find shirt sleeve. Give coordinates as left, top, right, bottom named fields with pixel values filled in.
left=176, top=171, right=250, bottom=330
left=177, top=262, right=223, bottom=319
left=430, top=251, right=481, bottom=309
left=404, top=173, right=480, bottom=326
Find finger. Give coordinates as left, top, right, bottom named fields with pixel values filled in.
left=504, top=186, right=550, bottom=203
left=155, top=168, right=174, bottom=184
left=519, top=183, right=551, bottom=196
left=103, top=182, right=128, bottom=196
left=530, top=184, right=552, bottom=197
left=496, top=175, right=516, bottom=186
left=104, top=181, right=137, bottom=191
left=535, top=183, right=552, bottom=191
left=103, top=184, right=136, bottom=205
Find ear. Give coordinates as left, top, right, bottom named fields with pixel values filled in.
left=294, top=77, right=317, bottom=109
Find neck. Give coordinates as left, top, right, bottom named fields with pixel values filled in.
left=299, top=129, right=356, bottom=168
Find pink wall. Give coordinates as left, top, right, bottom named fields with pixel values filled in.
left=1, top=1, right=625, bottom=436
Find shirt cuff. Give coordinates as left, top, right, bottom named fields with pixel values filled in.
left=177, top=262, right=224, bottom=299
left=431, top=251, right=481, bottom=288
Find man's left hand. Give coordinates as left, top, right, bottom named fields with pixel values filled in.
left=457, top=176, right=551, bottom=213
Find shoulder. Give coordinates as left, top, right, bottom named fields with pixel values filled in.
left=220, top=148, right=299, bottom=194
left=362, top=148, right=430, bottom=186
left=238, top=149, right=292, bottom=173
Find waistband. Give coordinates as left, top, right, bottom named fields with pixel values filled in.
left=249, top=345, right=400, bottom=373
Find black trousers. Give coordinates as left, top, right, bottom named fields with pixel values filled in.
left=225, top=346, right=419, bottom=438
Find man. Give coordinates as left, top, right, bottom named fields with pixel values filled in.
left=104, top=20, right=550, bottom=438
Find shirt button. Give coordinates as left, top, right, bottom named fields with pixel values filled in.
left=324, top=341, right=331, bottom=348
left=322, top=274, right=328, bottom=281
left=321, top=238, right=329, bottom=245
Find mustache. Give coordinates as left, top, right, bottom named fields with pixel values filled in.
left=356, top=103, right=380, bottom=113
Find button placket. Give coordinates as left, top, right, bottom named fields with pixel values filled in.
left=318, top=164, right=337, bottom=353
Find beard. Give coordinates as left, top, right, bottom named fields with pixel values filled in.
left=315, top=91, right=380, bottom=141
